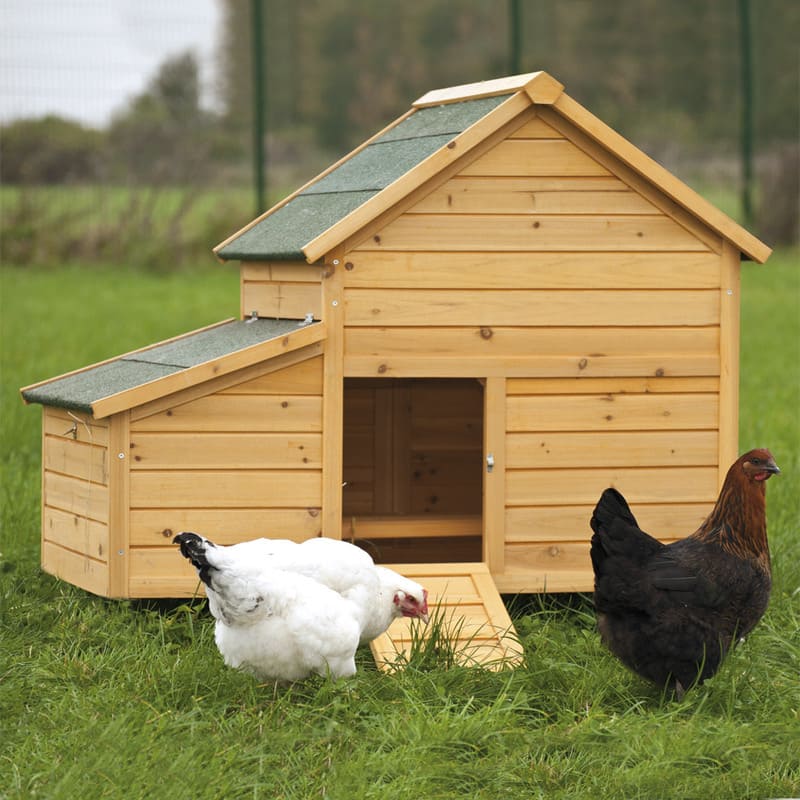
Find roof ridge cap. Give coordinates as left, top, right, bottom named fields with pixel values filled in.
left=413, top=71, right=563, bottom=108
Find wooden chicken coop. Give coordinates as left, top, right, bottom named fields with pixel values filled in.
left=22, top=71, right=770, bottom=667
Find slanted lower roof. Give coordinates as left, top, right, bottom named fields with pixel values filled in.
left=21, top=318, right=324, bottom=419
left=214, top=70, right=770, bottom=265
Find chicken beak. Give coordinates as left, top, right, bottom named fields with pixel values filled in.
left=419, top=589, right=430, bottom=624
left=765, top=459, right=781, bottom=476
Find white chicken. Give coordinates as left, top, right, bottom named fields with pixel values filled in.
left=173, top=532, right=429, bottom=682
left=173, top=532, right=361, bottom=681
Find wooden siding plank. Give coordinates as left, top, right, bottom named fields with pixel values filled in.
left=43, top=506, right=108, bottom=561
left=414, top=179, right=658, bottom=215
left=507, top=393, right=718, bottom=431
left=502, top=541, right=592, bottom=576
left=129, top=470, right=322, bottom=509
left=356, top=214, right=709, bottom=252
left=507, top=118, right=564, bottom=138
left=507, top=430, right=718, bottom=468
left=44, top=436, right=108, bottom=484
left=128, top=432, right=322, bottom=470
left=506, top=376, right=719, bottom=394
left=344, top=326, right=719, bottom=358
left=133, top=394, right=323, bottom=432
left=492, top=569, right=592, bottom=594
left=345, top=288, right=718, bottom=326
left=42, top=541, right=109, bottom=596
left=219, top=357, right=323, bottom=395
left=129, top=547, right=198, bottom=583
left=128, top=572, right=203, bottom=598
left=240, top=262, right=323, bottom=283
left=344, top=354, right=720, bottom=379
left=459, top=139, right=612, bottom=176
left=241, top=281, right=321, bottom=320
left=130, top=508, right=323, bottom=547
left=506, top=466, right=719, bottom=506
left=342, top=251, right=721, bottom=289
left=44, top=471, right=109, bottom=523
left=505, top=503, right=713, bottom=543
left=44, top=407, right=109, bottom=446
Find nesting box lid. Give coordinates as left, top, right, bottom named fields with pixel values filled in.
left=215, top=70, right=771, bottom=266
left=20, top=317, right=324, bottom=419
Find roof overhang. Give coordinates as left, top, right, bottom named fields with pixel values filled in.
left=21, top=318, right=326, bottom=419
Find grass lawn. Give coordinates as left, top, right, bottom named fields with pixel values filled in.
left=1, top=253, right=799, bottom=799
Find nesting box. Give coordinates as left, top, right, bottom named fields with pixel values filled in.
left=22, top=72, right=770, bottom=663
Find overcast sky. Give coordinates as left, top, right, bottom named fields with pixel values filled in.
left=0, top=0, right=221, bottom=127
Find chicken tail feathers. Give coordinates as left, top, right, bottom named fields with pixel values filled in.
left=590, top=488, right=639, bottom=535
left=173, top=531, right=218, bottom=589
left=590, top=488, right=664, bottom=575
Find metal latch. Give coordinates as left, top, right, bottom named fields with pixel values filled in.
left=486, top=453, right=495, bottom=473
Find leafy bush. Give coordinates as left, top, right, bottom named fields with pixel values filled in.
left=0, top=116, right=104, bottom=184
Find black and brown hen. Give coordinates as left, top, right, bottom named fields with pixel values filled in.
left=590, top=448, right=780, bottom=697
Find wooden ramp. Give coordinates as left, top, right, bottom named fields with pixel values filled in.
left=370, top=562, right=523, bottom=671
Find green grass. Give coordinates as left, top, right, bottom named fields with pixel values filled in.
left=1, top=252, right=799, bottom=799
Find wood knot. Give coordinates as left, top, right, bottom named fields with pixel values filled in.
left=373, top=235, right=381, bottom=244
left=377, top=363, right=388, bottom=374
left=281, top=401, right=289, bottom=408
left=479, top=327, right=493, bottom=340
left=447, top=141, right=456, bottom=149
left=578, top=358, right=588, bottom=370
left=344, top=262, right=354, bottom=271
left=532, top=220, right=541, bottom=228
left=655, top=368, right=665, bottom=377
left=162, top=528, right=173, bottom=538
left=548, top=546, right=560, bottom=558
left=307, top=507, right=320, bottom=518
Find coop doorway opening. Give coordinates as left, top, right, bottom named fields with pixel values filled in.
left=342, top=377, right=484, bottom=564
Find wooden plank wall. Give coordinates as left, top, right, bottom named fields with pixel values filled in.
left=342, top=111, right=723, bottom=592
left=41, top=407, right=111, bottom=595
left=127, top=355, right=325, bottom=596
left=240, top=262, right=323, bottom=320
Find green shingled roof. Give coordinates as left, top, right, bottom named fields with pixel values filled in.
left=22, top=318, right=316, bottom=414
left=216, top=95, right=510, bottom=262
